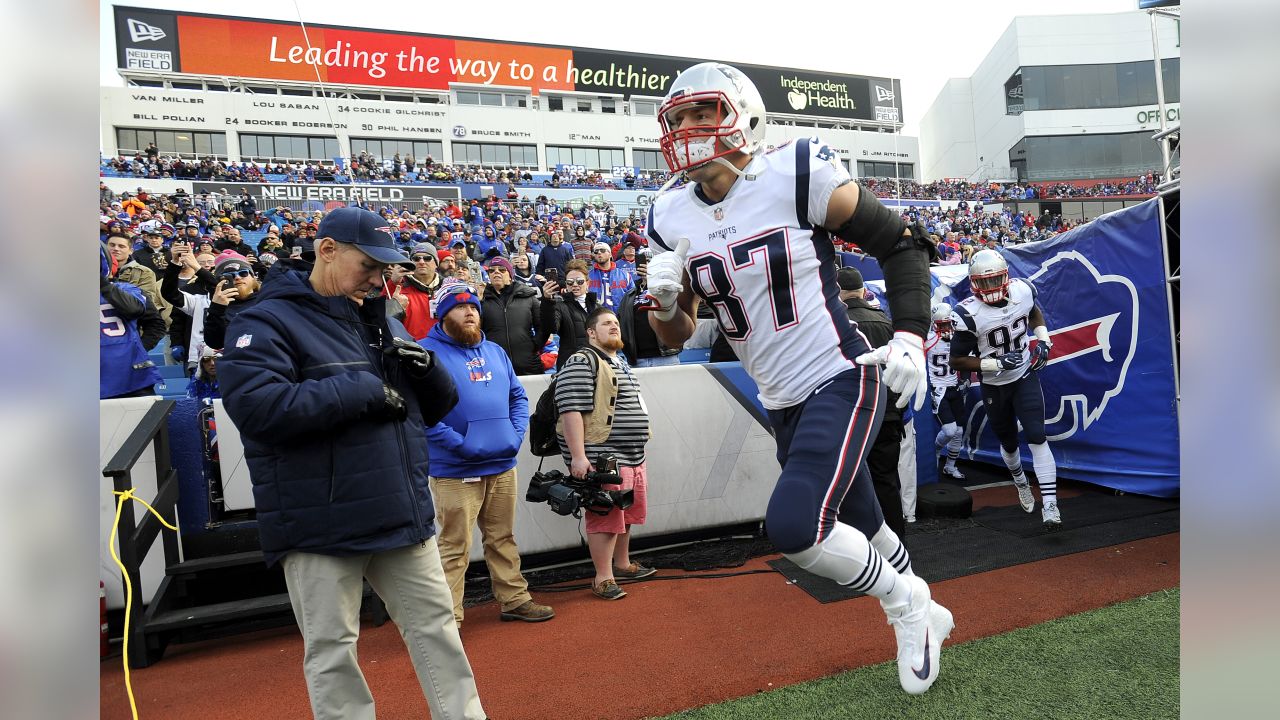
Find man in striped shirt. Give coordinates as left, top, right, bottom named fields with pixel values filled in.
left=555, top=307, right=655, bottom=600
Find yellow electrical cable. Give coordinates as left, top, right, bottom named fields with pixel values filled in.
left=109, top=487, right=179, bottom=720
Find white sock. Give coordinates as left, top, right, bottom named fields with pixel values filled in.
left=786, top=522, right=908, bottom=604
left=870, top=523, right=914, bottom=577
left=1000, top=446, right=1028, bottom=485
left=944, top=424, right=962, bottom=467
left=1029, top=442, right=1057, bottom=505
left=934, top=427, right=949, bottom=452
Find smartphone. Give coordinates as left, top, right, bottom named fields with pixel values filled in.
left=545, top=268, right=560, bottom=284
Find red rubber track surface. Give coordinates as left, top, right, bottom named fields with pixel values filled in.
left=101, top=488, right=1177, bottom=719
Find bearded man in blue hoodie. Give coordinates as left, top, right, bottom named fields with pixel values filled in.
left=421, top=283, right=555, bottom=628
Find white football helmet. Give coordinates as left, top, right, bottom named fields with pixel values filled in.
left=931, top=302, right=954, bottom=340
left=658, top=62, right=767, bottom=174
left=969, top=249, right=1010, bottom=304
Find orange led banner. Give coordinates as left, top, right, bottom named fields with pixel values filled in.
left=113, top=6, right=899, bottom=121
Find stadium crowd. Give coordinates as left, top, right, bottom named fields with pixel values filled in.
left=863, top=173, right=1160, bottom=201
left=98, top=179, right=1088, bottom=400
left=102, top=150, right=1157, bottom=199
left=101, top=151, right=672, bottom=190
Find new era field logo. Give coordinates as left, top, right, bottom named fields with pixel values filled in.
left=875, top=85, right=895, bottom=103
left=128, top=19, right=166, bottom=42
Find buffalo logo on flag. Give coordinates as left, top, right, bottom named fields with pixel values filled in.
left=1027, top=251, right=1140, bottom=440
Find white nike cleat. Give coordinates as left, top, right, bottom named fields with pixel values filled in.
left=884, top=575, right=954, bottom=695
left=941, top=464, right=966, bottom=480
left=1042, top=500, right=1062, bottom=531
left=1013, top=479, right=1035, bottom=513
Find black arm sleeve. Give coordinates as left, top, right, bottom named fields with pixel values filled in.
left=159, top=265, right=186, bottom=308
left=412, top=358, right=459, bottom=427
left=204, top=303, right=228, bottom=350
left=137, top=300, right=166, bottom=351
left=539, top=297, right=560, bottom=344
left=949, top=331, right=978, bottom=359
left=101, top=279, right=146, bottom=320
left=828, top=187, right=938, bottom=338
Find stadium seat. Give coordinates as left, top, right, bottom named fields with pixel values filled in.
left=677, top=348, right=712, bottom=364
left=154, top=380, right=187, bottom=398
left=156, top=364, right=186, bottom=380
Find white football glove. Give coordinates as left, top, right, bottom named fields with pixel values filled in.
left=855, top=331, right=929, bottom=411
left=639, top=237, right=689, bottom=322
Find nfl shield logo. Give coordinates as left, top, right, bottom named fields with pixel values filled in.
left=236, top=334, right=253, bottom=348
left=713, top=207, right=725, bottom=222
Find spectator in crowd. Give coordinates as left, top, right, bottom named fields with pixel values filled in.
left=160, top=247, right=218, bottom=373
left=186, top=347, right=221, bottom=401
left=570, top=225, right=594, bottom=262
left=219, top=207, right=486, bottom=720
left=100, top=244, right=163, bottom=399
left=450, top=239, right=483, bottom=281
left=535, top=229, right=573, bottom=280
left=397, top=243, right=445, bottom=340
left=106, top=233, right=169, bottom=329
left=132, top=227, right=169, bottom=274
left=555, top=308, right=654, bottom=600
left=588, top=241, right=635, bottom=313
left=420, top=284, right=555, bottom=628
left=202, top=252, right=262, bottom=351
left=615, top=244, right=638, bottom=274
left=509, top=251, right=538, bottom=289
left=541, top=259, right=598, bottom=371
left=217, top=226, right=255, bottom=257
left=838, top=267, right=906, bottom=538
left=480, top=257, right=548, bottom=376
left=618, top=256, right=680, bottom=367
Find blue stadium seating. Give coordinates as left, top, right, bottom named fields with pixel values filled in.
left=157, top=364, right=186, bottom=380
left=677, top=348, right=712, bottom=364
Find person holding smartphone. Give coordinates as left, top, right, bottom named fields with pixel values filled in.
left=539, top=260, right=598, bottom=371
left=617, top=254, right=681, bottom=368
left=202, top=253, right=262, bottom=351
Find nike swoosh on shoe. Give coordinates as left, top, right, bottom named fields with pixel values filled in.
left=912, top=629, right=931, bottom=680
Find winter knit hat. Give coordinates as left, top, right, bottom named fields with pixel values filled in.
left=433, top=283, right=481, bottom=319
left=483, top=256, right=514, bottom=276
left=213, top=250, right=251, bottom=276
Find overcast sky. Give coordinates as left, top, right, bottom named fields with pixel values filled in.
left=100, top=0, right=1135, bottom=137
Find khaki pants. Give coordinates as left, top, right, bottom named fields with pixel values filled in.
left=281, top=541, right=486, bottom=720
left=430, top=468, right=532, bottom=622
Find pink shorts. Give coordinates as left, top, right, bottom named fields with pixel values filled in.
left=584, top=461, right=648, bottom=535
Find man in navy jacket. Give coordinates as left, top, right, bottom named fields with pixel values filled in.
left=422, top=284, right=554, bottom=628
left=220, top=207, right=487, bottom=720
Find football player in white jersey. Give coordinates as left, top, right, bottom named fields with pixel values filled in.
left=642, top=62, right=952, bottom=696
left=927, top=303, right=967, bottom=479
left=948, top=249, right=1061, bottom=530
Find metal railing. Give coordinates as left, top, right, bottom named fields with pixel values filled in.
left=102, top=399, right=180, bottom=668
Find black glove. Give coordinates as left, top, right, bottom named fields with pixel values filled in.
left=996, top=351, right=1025, bottom=370
left=367, top=383, right=408, bottom=423
left=1028, top=342, right=1052, bottom=371
left=386, top=337, right=434, bottom=380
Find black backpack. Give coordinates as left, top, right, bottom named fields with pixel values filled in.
left=528, top=350, right=599, bottom=457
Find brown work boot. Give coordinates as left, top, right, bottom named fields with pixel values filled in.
left=499, top=599, right=555, bottom=622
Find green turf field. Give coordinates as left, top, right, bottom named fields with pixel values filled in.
left=653, top=588, right=1179, bottom=720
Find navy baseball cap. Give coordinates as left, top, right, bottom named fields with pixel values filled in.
left=317, top=207, right=413, bottom=267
